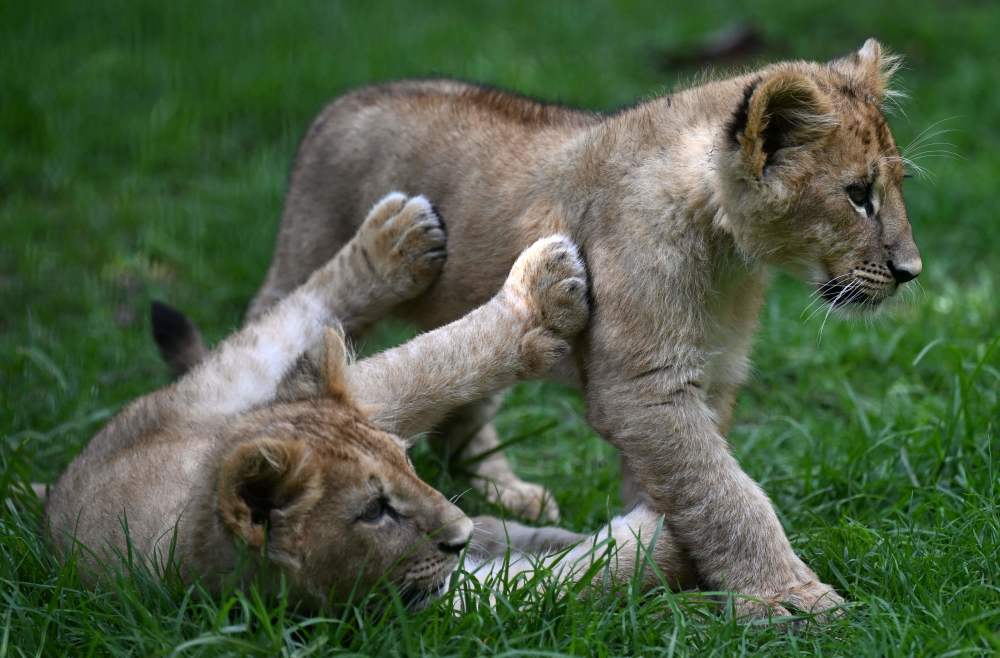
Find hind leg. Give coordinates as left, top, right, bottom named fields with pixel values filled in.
left=436, top=395, right=560, bottom=522
left=465, top=505, right=698, bottom=596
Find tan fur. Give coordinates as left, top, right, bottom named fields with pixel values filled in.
left=44, top=194, right=590, bottom=608
left=250, top=40, right=921, bottom=617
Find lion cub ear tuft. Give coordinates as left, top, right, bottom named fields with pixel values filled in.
left=734, top=70, right=836, bottom=178
left=321, top=326, right=354, bottom=404
left=830, top=38, right=902, bottom=102
left=217, top=438, right=322, bottom=549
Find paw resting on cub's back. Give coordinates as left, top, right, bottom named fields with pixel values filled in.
left=358, top=192, right=448, bottom=300
left=501, top=235, right=589, bottom=377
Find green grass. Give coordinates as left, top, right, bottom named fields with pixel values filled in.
left=2, top=0, right=998, bottom=655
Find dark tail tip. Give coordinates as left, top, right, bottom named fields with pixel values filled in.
left=151, top=300, right=191, bottom=348
left=150, top=300, right=207, bottom=376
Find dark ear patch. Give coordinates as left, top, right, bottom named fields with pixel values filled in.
left=734, top=70, right=836, bottom=177
left=218, top=438, right=322, bottom=548
left=151, top=301, right=207, bottom=376
left=238, top=478, right=277, bottom=528
left=727, top=80, right=759, bottom=144
left=761, top=108, right=799, bottom=159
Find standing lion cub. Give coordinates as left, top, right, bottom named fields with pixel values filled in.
left=248, top=39, right=922, bottom=617
left=45, top=194, right=599, bottom=605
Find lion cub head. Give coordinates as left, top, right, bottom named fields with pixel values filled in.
left=721, top=38, right=922, bottom=309
left=215, top=330, right=472, bottom=607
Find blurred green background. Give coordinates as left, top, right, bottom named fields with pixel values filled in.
left=1, top=1, right=997, bottom=655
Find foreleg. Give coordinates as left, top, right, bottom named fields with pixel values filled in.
left=175, top=193, right=446, bottom=419
left=350, top=235, right=588, bottom=440
left=587, top=369, right=843, bottom=619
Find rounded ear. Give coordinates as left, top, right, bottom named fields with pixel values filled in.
left=732, top=70, right=836, bottom=178
left=217, top=438, right=322, bottom=549
left=829, top=38, right=902, bottom=102
left=321, top=326, right=353, bottom=404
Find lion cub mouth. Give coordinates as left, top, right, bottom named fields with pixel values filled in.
left=818, top=259, right=903, bottom=308
left=401, top=577, right=451, bottom=610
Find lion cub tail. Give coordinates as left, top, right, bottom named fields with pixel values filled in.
left=150, top=300, right=208, bottom=376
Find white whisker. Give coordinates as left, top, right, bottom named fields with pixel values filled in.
left=901, top=118, right=959, bottom=155
left=907, top=149, right=964, bottom=162
left=449, top=488, right=474, bottom=506
left=805, top=299, right=831, bottom=324
left=799, top=273, right=854, bottom=323
left=817, top=281, right=858, bottom=344
left=801, top=273, right=856, bottom=323
left=800, top=295, right=827, bottom=320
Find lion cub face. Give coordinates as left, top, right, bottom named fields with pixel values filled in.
left=216, top=332, right=473, bottom=607
left=725, top=39, right=922, bottom=310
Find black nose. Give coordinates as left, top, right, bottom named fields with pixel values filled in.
left=887, top=260, right=919, bottom=284
left=437, top=538, right=468, bottom=555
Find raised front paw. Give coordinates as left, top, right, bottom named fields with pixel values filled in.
left=502, top=235, right=589, bottom=375
left=358, top=192, right=447, bottom=300
left=507, top=235, right=589, bottom=338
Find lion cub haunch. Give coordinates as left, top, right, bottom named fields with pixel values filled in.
left=251, top=39, right=921, bottom=619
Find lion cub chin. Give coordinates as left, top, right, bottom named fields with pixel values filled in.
left=43, top=193, right=591, bottom=609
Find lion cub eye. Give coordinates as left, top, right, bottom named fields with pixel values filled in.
left=845, top=182, right=870, bottom=206
left=358, top=496, right=391, bottom=523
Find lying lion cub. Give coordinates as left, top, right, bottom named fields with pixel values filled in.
left=44, top=193, right=600, bottom=606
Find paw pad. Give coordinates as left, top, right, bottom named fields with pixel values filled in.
left=359, top=193, right=447, bottom=299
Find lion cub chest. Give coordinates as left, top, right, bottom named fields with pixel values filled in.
left=702, top=264, right=769, bottom=391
